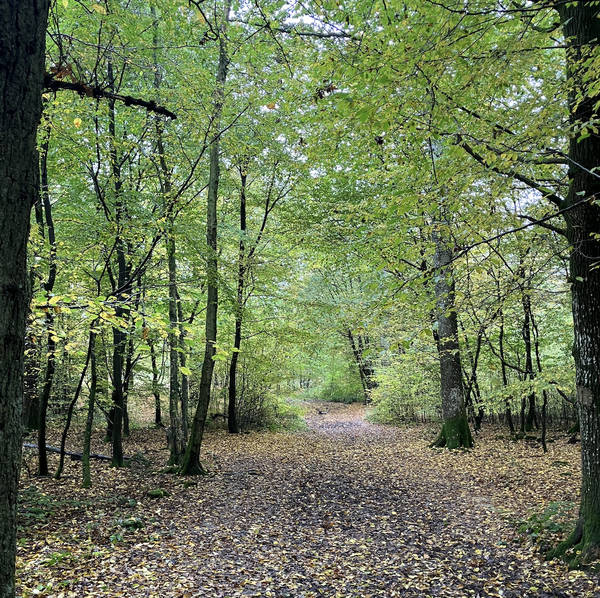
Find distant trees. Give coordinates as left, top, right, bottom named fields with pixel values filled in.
left=4, top=3, right=600, bottom=594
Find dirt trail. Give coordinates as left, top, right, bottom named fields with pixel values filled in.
left=17, top=402, right=600, bottom=597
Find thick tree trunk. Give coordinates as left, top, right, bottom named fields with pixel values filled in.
left=548, top=2, right=600, bottom=567
left=0, top=2, right=49, bottom=596
left=430, top=224, right=473, bottom=449
left=181, top=3, right=230, bottom=474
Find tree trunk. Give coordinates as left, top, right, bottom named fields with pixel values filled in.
left=548, top=2, right=600, bottom=567
left=177, top=297, right=190, bottom=443
left=55, top=330, right=93, bottom=479
left=37, top=319, right=55, bottom=476
left=228, top=168, right=247, bottom=434
left=180, top=2, right=230, bottom=474
left=0, top=2, right=49, bottom=596
left=152, top=18, right=183, bottom=459
left=82, top=330, right=97, bottom=488
left=430, top=224, right=473, bottom=449
left=346, top=329, right=370, bottom=404
left=167, top=225, right=183, bottom=463
left=107, top=59, right=129, bottom=468
left=122, top=326, right=135, bottom=438
left=36, top=125, right=57, bottom=476
left=497, top=300, right=515, bottom=435
left=520, top=283, right=537, bottom=433
left=149, top=340, right=162, bottom=427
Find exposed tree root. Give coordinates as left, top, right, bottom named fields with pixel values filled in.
left=547, top=518, right=600, bottom=571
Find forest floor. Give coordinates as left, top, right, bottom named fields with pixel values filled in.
left=16, top=402, right=600, bottom=598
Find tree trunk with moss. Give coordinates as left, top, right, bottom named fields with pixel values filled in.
left=0, top=2, right=49, bottom=596
left=430, top=224, right=473, bottom=449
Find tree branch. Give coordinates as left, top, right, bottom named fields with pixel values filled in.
left=517, top=213, right=567, bottom=237
left=456, top=134, right=564, bottom=207
left=44, top=74, right=177, bottom=119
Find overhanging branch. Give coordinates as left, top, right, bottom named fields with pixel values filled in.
left=43, top=74, right=177, bottom=119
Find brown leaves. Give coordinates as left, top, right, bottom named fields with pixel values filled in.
left=15, top=405, right=600, bottom=597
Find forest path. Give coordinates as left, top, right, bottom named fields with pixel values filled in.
left=17, top=402, right=600, bottom=597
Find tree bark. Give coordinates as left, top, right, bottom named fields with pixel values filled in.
left=107, top=59, right=129, bottom=468
left=228, top=168, right=248, bottom=434
left=167, top=225, right=183, bottom=463
left=180, top=1, right=231, bottom=474
left=498, top=303, right=515, bottom=435
left=519, top=272, right=537, bottom=433
left=36, top=124, right=57, bottom=476
left=0, top=2, right=49, bottom=596
left=346, top=329, right=370, bottom=404
left=548, top=2, right=600, bottom=567
left=55, top=329, right=93, bottom=478
left=177, top=297, right=190, bottom=443
left=82, top=329, right=97, bottom=488
left=149, top=340, right=162, bottom=427
left=152, top=15, right=183, bottom=459
left=430, top=223, right=473, bottom=449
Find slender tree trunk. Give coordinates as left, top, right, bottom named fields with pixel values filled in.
left=108, top=60, right=128, bottom=468
left=356, top=335, right=376, bottom=393
left=37, top=318, right=55, bottom=476
left=149, top=340, right=162, bottom=427
left=430, top=223, right=473, bottom=449
left=181, top=2, right=230, bottom=474
left=122, top=327, right=134, bottom=437
left=177, top=298, right=190, bottom=443
left=228, top=168, right=247, bottom=434
left=152, top=18, right=183, bottom=459
left=346, top=329, right=370, bottom=403
left=37, top=126, right=57, bottom=476
left=461, top=324, right=484, bottom=431
left=520, top=284, right=537, bottom=432
left=498, top=302, right=515, bottom=435
left=82, top=330, right=97, bottom=488
left=0, top=2, right=49, bottom=596
left=167, top=225, right=183, bottom=463
left=55, top=330, right=93, bottom=478
left=548, top=2, right=600, bottom=567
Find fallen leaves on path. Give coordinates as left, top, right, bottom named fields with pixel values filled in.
left=16, top=403, right=600, bottom=597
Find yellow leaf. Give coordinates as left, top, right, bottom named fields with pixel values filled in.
left=92, top=3, right=107, bottom=14
left=73, top=117, right=82, bottom=128
left=62, top=0, right=68, bottom=7
left=266, top=102, right=276, bottom=110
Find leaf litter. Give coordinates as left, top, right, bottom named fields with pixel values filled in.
left=16, top=402, right=600, bottom=597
